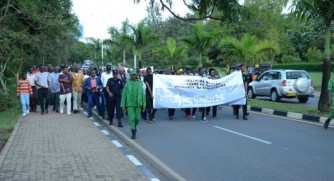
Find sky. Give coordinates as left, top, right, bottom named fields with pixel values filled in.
left=72, top=0, right=190, bottom=40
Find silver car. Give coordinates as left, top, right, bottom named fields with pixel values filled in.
left=247, top=69, right=314, bottom=103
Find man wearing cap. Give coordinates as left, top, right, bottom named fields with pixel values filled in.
left=34, top=66, right=50, bottom=115
left=106, top=69, right=124, bottom=127
left=121, top=70, right=146, bottom=139
left=101, top=65, right=113, bottom=119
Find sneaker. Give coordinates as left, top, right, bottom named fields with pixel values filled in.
left=202, top=117, right=208, bottom=122
left=67, top=112, right=71, bottom=115
left=60, top=110, right=63, bottom=114
left=192, top=115, right=196, bottom=120
left=22, top=113, right=26, bottom=116
left=169, top=116, right=173, bottom=120
left=26, top=110, right=29, bottom=114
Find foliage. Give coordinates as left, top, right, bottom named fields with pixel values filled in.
left=280, top=54, right=302, bottom=64
left=305, top=47, right=323, bottom=62
left=154, top=37, right=187, bottom=68
left=220, top=33, right=280, bottom=64
left=272, top=62, right=322, bottom=71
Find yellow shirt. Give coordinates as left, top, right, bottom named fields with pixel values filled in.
left=71, top=72, right=85, bottom=92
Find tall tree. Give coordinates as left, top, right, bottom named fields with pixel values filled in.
left=220, top=33, right=280, bottom=64
left=182, top=22, right=219, bottom=67
left=154, top=37, right=187, bottom=68
left=293, top=0, right=334, bottom=112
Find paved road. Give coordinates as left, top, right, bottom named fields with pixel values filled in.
left=0, top=111, right=149, bottom=181
left=118, top=108, right=334, bottom=181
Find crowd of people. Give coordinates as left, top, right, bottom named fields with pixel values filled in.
left=16, top=64, right=249, bottom=139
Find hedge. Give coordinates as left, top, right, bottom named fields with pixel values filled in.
left=273, top=62, right=323, bottom=72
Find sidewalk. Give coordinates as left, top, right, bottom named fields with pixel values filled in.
left=0, top=110, right=149, bottom=181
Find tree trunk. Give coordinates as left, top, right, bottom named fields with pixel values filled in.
left=138, top=51, right=142, bottom=69
left=199, top=53, right=203, bottom=67
left=123, top=49, right=126, bottom=66
left=318, top=27, right=332, bottom=112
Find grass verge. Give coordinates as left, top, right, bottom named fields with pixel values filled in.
left=248, top=99, right=328, bottom=117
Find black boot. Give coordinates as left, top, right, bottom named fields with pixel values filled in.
left=324, top=119, right=331, bottom=129
left=131, top=129, right=136, bottom=139
left=109, top=119, right=113, bottom=125
left=118, top=119, right=123, bottom=128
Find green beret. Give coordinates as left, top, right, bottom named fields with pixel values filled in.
left=130, top=70, right=137, bottom=75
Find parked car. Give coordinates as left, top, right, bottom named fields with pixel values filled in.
left=247, top=69, right=314, bottom=103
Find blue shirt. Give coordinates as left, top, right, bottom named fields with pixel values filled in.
left=48, top=72, right=60, bottom=93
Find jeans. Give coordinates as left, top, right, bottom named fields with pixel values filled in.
left=60, top=92, right=72, bottom=114
left=88, top=92, right=103, bottom=117
left=20, top=94, right=30, bottom=114
left=72, top=91, right=82, bottom=110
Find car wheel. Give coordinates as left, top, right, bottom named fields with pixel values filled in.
left=298, top=96, right=309, bottom=103
left=247, top=88, right=256, bottom=99
left=270, top=89, right=281, bottom=102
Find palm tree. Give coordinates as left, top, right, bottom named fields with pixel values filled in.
left=128, top=21, right=157, bottom=69
left=181, top=22, right=219, bottom=67
left=87, top=38, right=102, bottom=65
left=107, top=19, right=132, bottom=66
left=293, top=0, right=334, bottom=112
left=154, top=37, right=187, bottom=69
left=220, top=33, right=280, bottom=64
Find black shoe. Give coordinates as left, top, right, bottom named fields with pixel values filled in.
left=109, top=119, right=113, bottom=125
left=101, top=115, right=105, bottom=120
left=45, top=109, right=48, bottom=114
left=246, top=113, right=249, bottom=116
left=131, top=129, right=136, bottom=139
left=41, top=112, right=44, bottom=115
left=213, top=115, right=216, bottom=118
left=243, top=116, right=248, bottom=120
left=169, top=116, right=173, bottom=120
left=236, top=115, right=239, bottom=119
left=324, top=119, right=331, bottom=129
left=118, top=120, right=123, bottom=128
left=87, top=115, right=92, bottom=118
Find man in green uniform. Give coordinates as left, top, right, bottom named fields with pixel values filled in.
left=324, top=77, right=334, bottom=129
left=121, top=70, right=146, bottom=139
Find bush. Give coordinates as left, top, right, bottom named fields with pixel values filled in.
left=281, top=54, right=301, bottom=63
left=306, top=47, right=323, bottom=62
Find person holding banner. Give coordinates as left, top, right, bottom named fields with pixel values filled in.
left=206, top=68, right=218, bottom=117
left=192, top=68, right=208, bottom=122
left=121, top=70, right=146, bottom=139
left=183, top=66, right=194, bottom=119
left=235, top=64, right=249, bottom=120
left=144, top=67, right=157, bottom=124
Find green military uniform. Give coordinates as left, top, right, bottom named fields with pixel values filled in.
left=328, top=78, right=334, bottom=119
left=121, top=76, right=146, bottom=132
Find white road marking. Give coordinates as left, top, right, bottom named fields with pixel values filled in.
left=127, top=155, right=143, bottom=166
left=214, top=126, right=272, bottom=145
left=151, top=178, right=161, bottom=181
left=101, top=130, right=110, bottom=135
left=93, top=122, right=101, bottom=127
left=111, top=140, right=123, bottom=148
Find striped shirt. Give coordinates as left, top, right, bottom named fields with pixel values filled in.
left=17, top=80, right=32, bottom=96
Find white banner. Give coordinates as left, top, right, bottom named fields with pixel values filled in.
left=153, top=71, right=246, bottom=109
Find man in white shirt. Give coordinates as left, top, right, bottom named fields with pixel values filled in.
left=34, top=66, right=50, bottom=115
left=27, top=67, right=37, bottom=112
left=101, top=65, right=113, bottom=120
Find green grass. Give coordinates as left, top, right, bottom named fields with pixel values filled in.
left=0, top=77, right=21, bottom=143
left=248, top=99, right=328, bottom=117
left=307, top=72, right=334, bottom=90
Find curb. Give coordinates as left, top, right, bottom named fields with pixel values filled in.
left=87, top=108, right=186, bottom=181
left=0, top=116, right=22, bottom=168
left=247, top=105, right=334, bottom=126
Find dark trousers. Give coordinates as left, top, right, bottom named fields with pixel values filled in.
left=185, top=108, right=191, bottom=115
left=206, top=106, right=217, bottom=116
left=109, top=99, right=122, bottom=120
left=235, top=99, right=248, bottom=116
left=38, top=88, right=49, bottom=113
left=146, top=95, right=157, bottom=120
left=30, top=86, right=37, bottom=112
left=192, top=108, right=197, bottom=115
left=104, top=89, right=112, bottom=119
left=88, top=92, right=103, bottom=117
left=168, top=109, right=175, bottom=117
left=51, top=92, right=60, bottom=111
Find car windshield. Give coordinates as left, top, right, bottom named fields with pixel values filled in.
left=286, top=72, right=309, bottom=79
